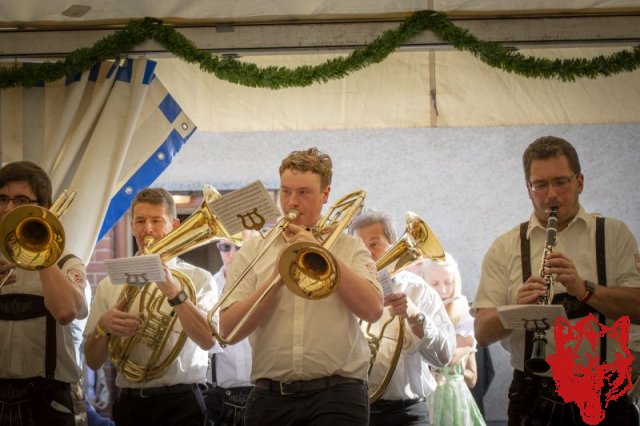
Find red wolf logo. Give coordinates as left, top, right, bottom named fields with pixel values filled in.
left=547, top=314, right=633, bottom=425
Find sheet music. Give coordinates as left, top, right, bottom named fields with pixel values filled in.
left=496, top=304, right=568, bottom=330
left=104, top=254, right=164, bottom=286
left=377, top=269, right=394, bottom=297
left=209, top=180, right=279, bottom=235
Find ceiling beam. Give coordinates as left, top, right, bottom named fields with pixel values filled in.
left=1, top=14, right=639, bottom=59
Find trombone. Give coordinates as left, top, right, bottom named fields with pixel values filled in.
left=0, top=189, right=76, bottom=289
left=208, top=190, right=366, bottom=346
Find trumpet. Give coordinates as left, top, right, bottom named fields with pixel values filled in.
left=0, top=189, right=76, bottom=289
left=525, top=207, right=558, bottom=374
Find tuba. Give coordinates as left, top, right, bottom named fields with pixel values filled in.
left=108, top=185, right=237, bottom=383
left=209, top=189, right=366, bottom=346
left=0, top=189, right=76, bottom=288
left=525, top=207, right=558, bottom=374
left=363, top=212, right=445, bottom=401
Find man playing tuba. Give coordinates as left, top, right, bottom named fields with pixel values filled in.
left=350, top=210, right=456, bottom=425
left=84, top=188, right=217, bottom=426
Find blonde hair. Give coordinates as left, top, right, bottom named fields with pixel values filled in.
left=279, top=147, right=333, bottom=189
left=419, top=252, right=465, bottom=327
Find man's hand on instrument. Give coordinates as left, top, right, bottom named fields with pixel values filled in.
left=283, top=223, right=318, bottom=245
left=543, top=251, right=584, bottom=297
left=385, top=292, right=413, bottom=318
left=517, top=276, right=547, bottom=304
left=102, top=297, right=141, bottom=337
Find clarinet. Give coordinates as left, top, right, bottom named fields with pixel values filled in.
left=525, top=207, right=558, bottom=373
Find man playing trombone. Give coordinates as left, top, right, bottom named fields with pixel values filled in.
left=83, top=188, right=217, bottom=426
left=0, top=161, right=89, bottom=426
left=219, top=147, right=383, bottom=426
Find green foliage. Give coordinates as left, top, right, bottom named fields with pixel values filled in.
left=1, top=11, right=639, bottom=89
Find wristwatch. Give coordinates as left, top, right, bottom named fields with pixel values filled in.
left=580, top=280, right=596, bottom=303
left=408, top=312, right=425, bottom=328
left=168, top=290, right=188, bottom=307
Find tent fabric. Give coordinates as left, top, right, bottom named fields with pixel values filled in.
left=2, top=1, right=639, bottom=24
left=0, top=58, right=196, bottom=263
left=153, top=48, right=640, bottom=133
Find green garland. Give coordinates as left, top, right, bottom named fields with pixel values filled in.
left=1, top=10, right=639, bottom=89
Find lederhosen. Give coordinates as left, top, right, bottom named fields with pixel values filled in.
left=0, top=254, right=79, bottom=426
left=508, top=217, right=630, bottom=425
left=204, top=353, right=252, bottom=426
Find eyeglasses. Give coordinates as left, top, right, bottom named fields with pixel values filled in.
left=217, top=243, right=238, bottom=253
left=528, top=174, right=578, bottom=193
left=0, top=195, right=38, bottom=207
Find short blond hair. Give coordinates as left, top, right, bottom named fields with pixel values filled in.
left=279, top=147, right=333, bottom=189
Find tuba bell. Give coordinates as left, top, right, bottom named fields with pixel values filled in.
left=209, top=189, right=366, bottom=346
left=0, top=189, right=76, bottom=288
left=108, top=185, right=237, bottom=383
left=363, top=212, right=445, bottom=401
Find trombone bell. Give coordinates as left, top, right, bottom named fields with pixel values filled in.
left=280, top=242, right=339, bottom=299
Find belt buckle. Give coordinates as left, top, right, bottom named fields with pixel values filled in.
left=139, top=388, right=152, bottom=399
left=279, top=381, right=294, bottom=395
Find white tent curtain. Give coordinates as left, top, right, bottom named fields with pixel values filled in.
left=0, top=58, right=196, bottom=263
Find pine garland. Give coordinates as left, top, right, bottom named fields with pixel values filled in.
left=1, top=10, right=639, bottom=89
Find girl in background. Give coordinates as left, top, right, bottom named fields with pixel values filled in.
left=417, top=253, right=485, bottom=426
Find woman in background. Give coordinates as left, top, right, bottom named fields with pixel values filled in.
left=417, top=253, right=485, bottom=426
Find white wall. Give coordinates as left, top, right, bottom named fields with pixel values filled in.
left=156, top=123, right=640, bottom=421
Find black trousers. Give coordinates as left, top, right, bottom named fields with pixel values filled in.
left=0, top=378, right=75, bottom=426
left=244, top=381, right=369, bottom=426
left=508, top=370, right=630, bottom=426
left=369, top=398, right=428, bottom=426
left=204, top=384, right=252, bottom=426
left=114, top=384, right=206, bottom=426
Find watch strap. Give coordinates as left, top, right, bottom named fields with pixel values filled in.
left=168, top=290, right=188, bottom=306
left=579, top=280, right=595, bottom=303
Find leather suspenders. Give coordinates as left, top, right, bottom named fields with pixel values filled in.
left=520, top=217, right=607, bottom=374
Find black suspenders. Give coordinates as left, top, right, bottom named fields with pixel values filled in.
left=0, top=253, right=79, bottom=379
left=520, top=217, right=607, bottom=374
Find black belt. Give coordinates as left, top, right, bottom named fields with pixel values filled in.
left=120, top=383, right=198, bottom=398
left=370, top=398, right=424, bottom=413
left=254, top=375, right=363, bottom=395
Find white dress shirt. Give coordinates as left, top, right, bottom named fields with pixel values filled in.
left=209, top=268, right=252, bottom=388
left=0, top=253, right=87, bottom=383
left=84, top=258, right=217, bottom=387
left=472, top=206, right=640, bottom=376
left=220, top=232, right=381, bottom=383
left=368, top=269, right=456, bottom=400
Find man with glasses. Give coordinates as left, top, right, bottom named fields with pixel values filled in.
left=205, top=239, right=253, bottom=426
left=473, top=136, right=640, bottom=425
left=0, top=161, right=89, bottom=426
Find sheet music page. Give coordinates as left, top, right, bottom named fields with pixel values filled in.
left=104, top=254, right=164, bottom=286
left=496, top=304, right=568, bottom=330
left=209, top=180, right=279, bottom=235
left=377, top=269, right=394, bottom=297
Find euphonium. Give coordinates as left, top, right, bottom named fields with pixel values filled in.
left=525, top=207, right=558, bottom=374
left=209, top=190, right=366, bottom=346
left=108, top=185, right=237, bottom=382
left=363, top=212, right=445, bottom=401
left=0, top=188, right=76, bottom=288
